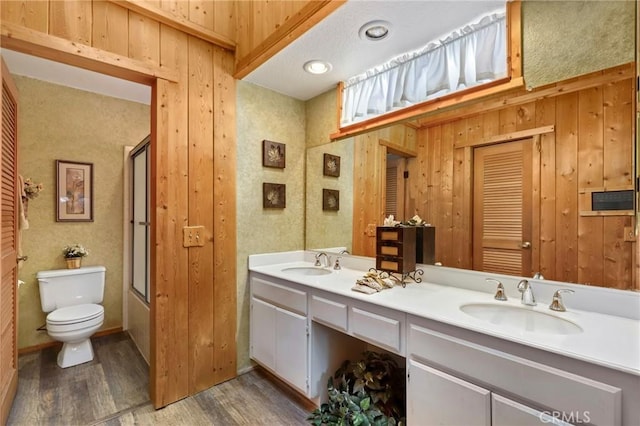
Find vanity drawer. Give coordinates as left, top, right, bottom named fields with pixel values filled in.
left=252, top=277, right=307, bottom=316
left=378, top=244, right=401, bottom=257
left=311, top=294, right=347, bottom=332
left=408, top=322, right=621, bottom=426
left=350, top=305, right=404, bottom=354
left=376, top=257, right=416, bottom=274
left=377, top=227, right=405, bottom=242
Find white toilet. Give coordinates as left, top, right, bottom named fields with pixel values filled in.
left=36, top=266, right=106, bottom=368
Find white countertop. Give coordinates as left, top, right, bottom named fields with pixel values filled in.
left=249, top=251, right=640, bottom=377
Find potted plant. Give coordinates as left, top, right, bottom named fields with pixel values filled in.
left=308, top=351, right=406, bottom=426
left=62, top=244, right=89, bottom=269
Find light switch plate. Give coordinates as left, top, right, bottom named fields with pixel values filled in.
left=183, top=226, right=206, bottom=247
left=623, top=226, right=636, bottom=242
left=366, top=223, right=377, bottom=237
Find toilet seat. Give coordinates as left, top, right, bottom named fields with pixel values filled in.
left=47, top=303, right=103, bottom=325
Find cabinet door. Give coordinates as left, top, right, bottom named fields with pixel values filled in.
left=493, top=394, right=572, bottom=426
left=276, top=308, right=308, bottom=394
left=408, top=359, right=490, bottom=426
left=251, top=297, right=276, bottom=371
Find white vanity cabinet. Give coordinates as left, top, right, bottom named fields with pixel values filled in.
left=407, top=315, right=624, bottom=426
left=408, top=358, right=491, bottom=426
left=407, top=357, right=572, bottom=426
left=250, top=275, right=309, bottom=395
left=249, top=253, right=640, bottom=425
left=309, top=290, right=405, bottom=356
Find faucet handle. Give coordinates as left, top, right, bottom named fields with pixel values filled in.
left=486, top=278, right=507, bottom=301
left=549, top=289, right=574, bottom=312
left=334, top=257, right=341, bottom=270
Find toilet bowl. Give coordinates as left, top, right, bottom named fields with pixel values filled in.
left=37, top=266, right=106, bottom=368
left=46, top=303, right=105, bottom=368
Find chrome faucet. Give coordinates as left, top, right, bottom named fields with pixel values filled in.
left=549, top=289, right=574, bottom=312
left=532, top=272, right=545, bottom=280
left=314, top=252, right=330, bottom=268
left=517, top=279, right=536, bottom=306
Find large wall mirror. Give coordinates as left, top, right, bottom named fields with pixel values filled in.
left=306, top=0, right=638, bottom=292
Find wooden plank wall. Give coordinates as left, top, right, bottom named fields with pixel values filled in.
left=235, top=1, right=306, bottom=61
left=352, top=124, right=416, bottom=257
left=352, top=132, right=386, bottom=257
left=406, top=65, right=635, bottom=290
left=234, top=0, right=345, bottom=78
left=2, top=0, right=237, bottom=407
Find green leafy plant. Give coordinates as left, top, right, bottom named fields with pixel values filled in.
left=308, top=351, right=406, bottom=426
left=308, top=378, right=389, bottom=426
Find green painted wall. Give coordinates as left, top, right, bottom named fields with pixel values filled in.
left=15, top=76, right=150, bottom=349
left=522, top=0, right=635, bottom=89
left=236, top=81, right=306, bottom=371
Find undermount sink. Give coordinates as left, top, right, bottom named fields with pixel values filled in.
left=460, top=303, right=583, bottom=335
left=281, top=266, right=332, bottom=276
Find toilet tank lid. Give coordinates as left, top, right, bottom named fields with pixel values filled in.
left=37, top=265, right=106, bottom=279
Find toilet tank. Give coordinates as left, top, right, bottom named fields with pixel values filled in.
left=36, top=266, right=106, bottom=312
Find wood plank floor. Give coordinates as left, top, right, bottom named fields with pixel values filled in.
left=7, top=332, right=311, bottom=425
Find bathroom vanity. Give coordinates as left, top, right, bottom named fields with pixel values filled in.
left=249, top=251, right=640, bottom=426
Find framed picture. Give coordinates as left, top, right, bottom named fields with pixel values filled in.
left=323, top=153, right=341, bottom=177
left=263, top=183, right=286, bottom=209
left=262, top=140, right=286, bottom=168
left=56, top=160, right=93, bottom=222
left=322, top=189, right=340, bottom=211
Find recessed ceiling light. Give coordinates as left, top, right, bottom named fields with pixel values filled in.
left=359, top=20, right=391, bottom=41
left=303, top=60, right=332, bottom=75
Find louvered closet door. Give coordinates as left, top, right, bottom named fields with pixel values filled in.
left=0, top=57, right=19, bottom=425
left=473, top=139, right=533, bottom=276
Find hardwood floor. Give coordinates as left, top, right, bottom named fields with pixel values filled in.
left=7, top=333, right=311, bottom=425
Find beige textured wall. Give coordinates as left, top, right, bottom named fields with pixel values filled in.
left=305, top=89, right=337, bottom=148
left=305, top=88, right=354, bottom=250
left=523, top=0, right=635, bottom=89
left=236, top=81, right=306, bottom=371
left=15, top=76, right=150, bottom=349
left=305, top=139, right=354, bottom=251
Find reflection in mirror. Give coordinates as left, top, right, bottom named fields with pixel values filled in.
left=305, top=1, right=637, bottom=292
left=305, top=139, right=354, bottom=253
left=308, top=62, right=636, bottom=291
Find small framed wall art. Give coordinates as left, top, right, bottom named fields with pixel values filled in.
left=263, top=183, right=286, bottom=208
left=322, top=189, right=339, bottom=211
left=262, top=140, right=286, bottom=168
left=56, top=160, right=94, bottom=222
left=323, top=153, right=340, bottom=177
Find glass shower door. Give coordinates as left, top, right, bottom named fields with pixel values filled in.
left=131, top=139, right=150, bottom=303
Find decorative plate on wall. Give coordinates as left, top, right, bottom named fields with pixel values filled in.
left=323, top=189, right=339, bottom=211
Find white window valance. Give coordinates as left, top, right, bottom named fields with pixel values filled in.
left=341, top=12, right=507, bottom=126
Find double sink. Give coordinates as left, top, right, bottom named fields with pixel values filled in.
left=280, top=265, right=583, bottom=336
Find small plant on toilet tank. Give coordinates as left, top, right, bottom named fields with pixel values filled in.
left=62, top=243, right=89, bottom=259
left=62, top=244, right=88, bottom=269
